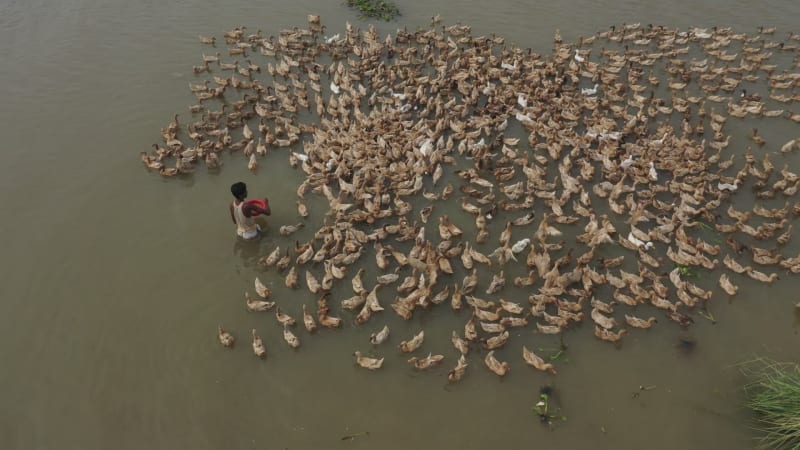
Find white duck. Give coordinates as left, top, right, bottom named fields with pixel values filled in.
left=500, top=61, right=517, bottom=71
left=648, top=161, right=658, bottom=181
left=627, top=232, right=654, bottom=250
left=370, top=325, right=390, bottom=345
left=511, top=238, right=531, bottom=254
left=620, top=154, right=634, bottom=168
left=517, top=93, right=527, bottom=108
left=581, top=83, right=598, bottom=95
left=717, top=180, right=739, bottom=192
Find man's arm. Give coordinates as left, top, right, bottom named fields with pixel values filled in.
left=229, top=203, right=236, bottom=224
left=242, top=202, right=270, bottom=217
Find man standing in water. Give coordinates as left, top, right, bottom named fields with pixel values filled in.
left=229, top=181, right=270, bottom=239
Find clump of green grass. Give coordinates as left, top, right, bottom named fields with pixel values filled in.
left=345, top=0, right=400, bottom=21
left=743, top=359, right=800, bottom=449
left=673, top=263, right=699, bottom=279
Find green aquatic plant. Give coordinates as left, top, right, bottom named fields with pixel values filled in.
left=538, top=337, right=569, bottom=363
left=532, top=392, right=549, bottom=416
left=674, top=264, right=699, bottom=278
left=537, top=347, right=568, bottom=363
left=548, top=349, right=566, bottom=362
left=345, top=0, right=400, bottom=21
left=742, top=359, right=800, bottom=449
left=532, top=386, right=566, bottom=425
left=696, top=221, right=724, bottom=244
left=697, top=308, right=716, bottom=324
left=673, top=263, right=706, bottom=279
left=697, top=221, right=715, bottom=232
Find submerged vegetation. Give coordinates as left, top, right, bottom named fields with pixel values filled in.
left=533, top=385, right=566, bottom=425
left=743, top=359, right=800, bottom=449
left=345, top=0, right=400, bottom=21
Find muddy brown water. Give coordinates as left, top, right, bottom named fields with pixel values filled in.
left=1, top=0, right=799, bottom=449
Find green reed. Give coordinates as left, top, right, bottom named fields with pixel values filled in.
left=743, top=359, right=800, bottom=449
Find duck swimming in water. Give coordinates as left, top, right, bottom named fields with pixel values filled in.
left=448, top=355, right=468, bottom=382
left=370, top=325, right=390, bottom=345
left=283, top=325, right=300, bottom=348
left=354, top=351, right=383, bottom=370
left=624, top=315, right=657, bottom=329
left=408, top=353, right=445, bottom=370
left=251, top=329, right=266, bottom=359
left=484, top=350, right=510, bottom=377
left=302, top=304, right=317, bottom=332
left=594, top=326, right=628, bottom=343
left=399, top=330, right=424, bottom=353
left=246, top=292, right=275, bottom=312
left=254, top=277, right=271, bottom=299
left=217, top=326, right=235, bottom=347
left=522, top=346, right=556, bottom=374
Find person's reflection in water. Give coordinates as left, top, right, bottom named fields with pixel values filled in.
left=233, top=220, right=272, bottom=269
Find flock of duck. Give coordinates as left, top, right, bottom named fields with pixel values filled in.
left=142, top=16, right=800, bottom=380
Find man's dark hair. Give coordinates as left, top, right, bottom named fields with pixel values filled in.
left=231, top=182, right=247, bottom=200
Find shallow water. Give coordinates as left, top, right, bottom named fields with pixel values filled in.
left=1, top=1, right=799, bottom=449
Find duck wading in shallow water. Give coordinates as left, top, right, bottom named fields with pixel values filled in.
left=141, top=18, right=800, bottom=382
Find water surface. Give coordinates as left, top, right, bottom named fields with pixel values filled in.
left=1, top=1, right=799, bottom=449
